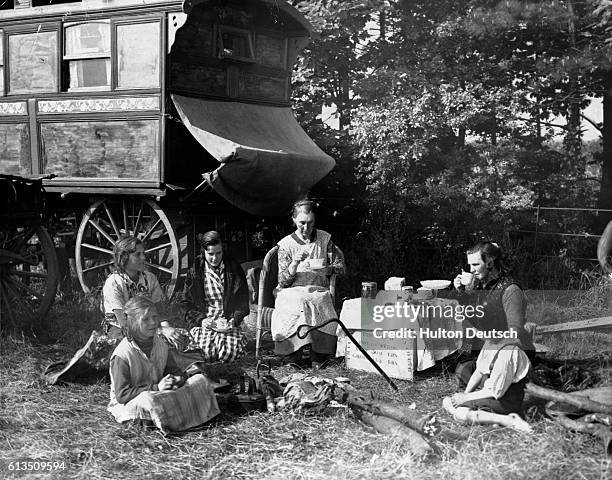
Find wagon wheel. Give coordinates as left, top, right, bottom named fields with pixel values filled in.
left=75, top=198, right=180, bottom=299
left=0, top=224, right=59, bottom=331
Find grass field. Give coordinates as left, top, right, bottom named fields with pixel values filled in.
left=0, top=295, right=611, bottom=480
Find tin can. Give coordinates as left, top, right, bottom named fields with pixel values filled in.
left=361, top=281, right=377, bottom=299
left=402, top=285, right=414, bottom=302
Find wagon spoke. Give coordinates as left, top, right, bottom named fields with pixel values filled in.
left=77, top=198, right=179, bottom=300
left=103, top=202, right=121, bottom=240
left=8, top=268, right=48, bottom=280
left=88, top=219, right=116, bottom=246
left=0, top=281, right=18, bottom=328
left=10, top=224, right=38, bottom=252
left=146, top=262, right=172, bottom=274
left=82, top=261, right=114, bottom=274
left=81, top=243, right=113, bottom=255
left=123, top=200, right=129, bottom=235
left=5, top=276, right=42, bottom=301
left=145, top=242, right=172, bottom=254
left=133, top=202, right=145, bottom=238
left=142, top=218, right=163, bottom=243
left=4, top=279, right=37, bottom=324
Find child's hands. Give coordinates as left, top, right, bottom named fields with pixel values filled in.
left=451, top=392, right=468, bottom=407
left=170, top=374, right=186, bottom=389
left=158, top=374, right=175, bottom=391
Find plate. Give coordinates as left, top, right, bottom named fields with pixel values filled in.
left=420, top=280, right=451, bottom=290
left=209, top=320, right=232, bottom=333
left=306, top=265, right=327, bottom=271
left=210, top=326, right=232, bottom=333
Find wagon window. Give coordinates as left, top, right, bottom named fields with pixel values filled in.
left=116, top=22, right=160, bottom=89
left=217, top=25, right=254, bottom=62
left=8, top=31, right=58, bottom=94
left=63, top=21, right=110, bottom=91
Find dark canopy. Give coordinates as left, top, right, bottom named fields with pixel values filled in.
left=172, top=94, right=335, bottom=216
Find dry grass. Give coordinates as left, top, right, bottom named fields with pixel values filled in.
left=1, top=294, right=612, bottom=480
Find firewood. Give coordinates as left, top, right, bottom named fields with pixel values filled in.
left=347, top=394, right=440, bottom=436
left=577, top=413, right=612, bottom=427
left=526, top=383, right=612, bottom=415
left=546, top=410, right=612, bottom=456
left=356, top=411, right=433, bottom=457
left=569, top=386, right=612, bottom=406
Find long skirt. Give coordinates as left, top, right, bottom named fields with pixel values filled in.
left=186, top=326, right=247, bottom=363
left=107, top=374, right=220, bottom=433
left=271, top=286, right=338, bottom=355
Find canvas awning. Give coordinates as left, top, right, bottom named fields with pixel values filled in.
left=172, top=94, right=335, bottom=216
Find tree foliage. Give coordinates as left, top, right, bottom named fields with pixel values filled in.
left=292, top=0, right=611, bottom=287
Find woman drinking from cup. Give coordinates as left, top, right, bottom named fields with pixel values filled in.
left=453, top=241, right=535, bottom=387
left=271, top=200, right=346, bottom=368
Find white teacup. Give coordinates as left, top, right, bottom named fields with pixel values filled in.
left=215, top=318, right=229, bottom=330
left=460, top=271, right=474, bottom=286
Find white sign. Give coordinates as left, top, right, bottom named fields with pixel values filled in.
left=344, top=330, right=416, bottom=381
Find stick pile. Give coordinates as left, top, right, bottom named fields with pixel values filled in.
left=526, top=383, right=612, bottom=456
left=345, top=393, right=439, bottom=457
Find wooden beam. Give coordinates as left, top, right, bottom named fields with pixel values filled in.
left=536, top=317, right=612, bottom=335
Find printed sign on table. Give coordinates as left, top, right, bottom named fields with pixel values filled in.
left=345, top=330, right=416, bottom=381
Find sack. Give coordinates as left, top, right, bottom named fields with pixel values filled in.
left=44, top=330, right=119, bottom=385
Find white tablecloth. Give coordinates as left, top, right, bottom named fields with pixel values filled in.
left=336, top=296, right=463, bottom=371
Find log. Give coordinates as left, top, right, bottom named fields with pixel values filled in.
left=547, top=410, right=612, bottom=456
left=526, top=383, right=612, bottom=415
left=570, top=386, right=612, bottom=406
left=577, top=413, right=612, bottom=427
left=347, top=394, right=440, bottom=436
left=535, top=317, right=612, bottom=335
left=356, top=411, right=433, bottom=457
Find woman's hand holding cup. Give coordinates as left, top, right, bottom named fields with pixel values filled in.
left=158, top=374, right=174, bottom=391
left=454, top=270, right=474, bottom=289
left=460, top=270, right=474, bottom=286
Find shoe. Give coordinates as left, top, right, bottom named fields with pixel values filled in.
left=281, top=351, right=310, bottom=368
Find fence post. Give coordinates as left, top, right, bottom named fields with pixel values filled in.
left=533, top=206, right=540, bottom=257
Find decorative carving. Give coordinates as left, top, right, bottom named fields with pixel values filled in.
left=0, top=102, right=27, bottom=116
left=37, top=96, right=160, bottom=114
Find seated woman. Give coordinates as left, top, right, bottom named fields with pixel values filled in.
left=180, top=231, right=249, bottom=362
left=108, top=296, right=219, bottom=432
left=452, top=241, right=535, bottom=385
left=271, top=200, right=346, bottom=367
left=442, top=336, right=532, bottom=432
left=450, top=336, right=531, bottom=414
left=103, top=236, right=185, bottom=347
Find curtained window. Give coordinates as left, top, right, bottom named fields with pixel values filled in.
left=63, top=21, right=110, bottom=91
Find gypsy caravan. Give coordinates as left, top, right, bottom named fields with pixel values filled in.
left=0, top=0, right=334, bottom=328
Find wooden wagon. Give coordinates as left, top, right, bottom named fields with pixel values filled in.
left=0, top=0, right=334, bottom=328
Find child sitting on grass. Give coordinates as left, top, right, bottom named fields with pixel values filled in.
left=443, top=337, right=533, bottom=432
left=107, top=296, right=219, bottom=432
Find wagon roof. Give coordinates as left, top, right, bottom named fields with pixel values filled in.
left=172, top=94, right=335, bottom=216
left=183, top=0, right=316, bottom=37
